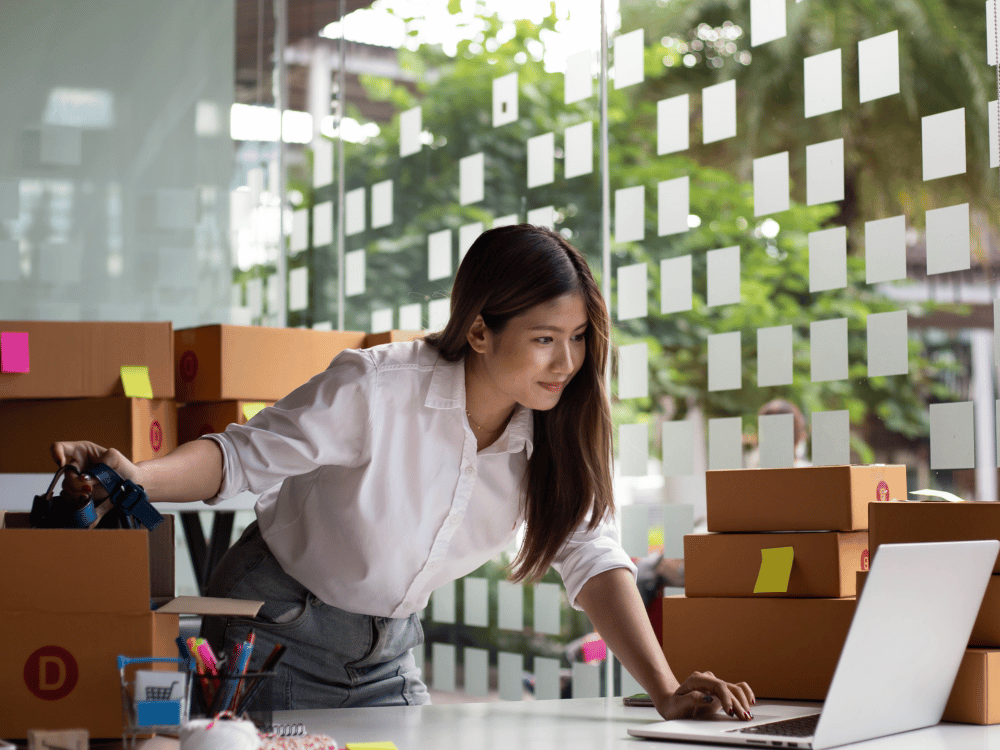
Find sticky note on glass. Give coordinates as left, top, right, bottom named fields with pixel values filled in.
left=750, top=0, right=786, bottom=47
left=922, top=108, right=966, bottom=181
left=121, top=366, right=153, bottom=399
left=400, top=106, right=422, bottom=157
left=460, top=153, right=485, bottom=205
left=527, top=132, right=555, bottom=188
left=804, top=49, right=842, bottom=117
left=858, top=30, right=899, bottom=102
left=613, top=28, right=644, bottom=89
left=754, top=547, right=794, bottom=593
left=1, top=331, right=30, bottom=372
left=346, top=742, right=398, bottom=750
left=754, top=151, right=790, bottom=216
left=658, top=94, right=689, bottom=154
left=564, top=120, right=594, bottom=178
left=242, top=402, right=266, bottom=421
left=702, top=79, right=736, bottom=144
left=493, top=72, right=518, bottom=127
left=459, top=221, right=483, bottom=260
left=564, top=49, right=594, bottom=103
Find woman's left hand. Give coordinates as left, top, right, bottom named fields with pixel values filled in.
left=653, top=670, right=755, bottom=721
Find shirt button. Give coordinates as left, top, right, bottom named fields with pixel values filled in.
left=465, top=466, right=476, bottom=476
left=402, top=601, right=413, bottom=610
left=428, top=561, right=440, bottom=570
left=448, top=514, right=460, bottom=525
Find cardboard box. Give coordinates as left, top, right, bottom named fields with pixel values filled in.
left=0, top=512, right=260, bottom=739
left=363, top=330, right=424, bottom=348
left=175, top=324, right=366, bottom=402
left=684, top=531, right=868, bottom=598
left=0, top=321, right=175, bottom=400
left=943, top=649, right=1000, bottom=724
left=0, top=397, right=178, bottom=473
left=869, top=501, right=1000, bottom=574
left=661, top=595, right=856, bottom=700
left=706, top=465, right=907, bottom=532
left=177, top=400, right=276, bottom=445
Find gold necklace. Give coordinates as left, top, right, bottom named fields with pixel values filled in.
left=466, top=409, right=503, bottom=434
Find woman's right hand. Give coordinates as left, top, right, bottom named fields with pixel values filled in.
left=50, top=441, right=141, bottom=501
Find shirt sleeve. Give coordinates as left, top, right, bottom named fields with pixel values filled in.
left=550, top=506, right=639, bottom=611
left=196, top=347, right=375, bottom=505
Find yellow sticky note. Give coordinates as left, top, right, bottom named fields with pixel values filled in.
left=346, top=743, right=397, bottom=750
left=120, top=366, right=153, bottom=399
left=242, top=402, right=266, bottom=421
left=753, top=546, right=794, bottom=594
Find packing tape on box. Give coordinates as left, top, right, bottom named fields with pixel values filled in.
left=181, top=718, right=261, bottom=750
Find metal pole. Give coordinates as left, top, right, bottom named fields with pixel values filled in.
left=274, top=0, right=288, bottom=327
left=336, top=0, right=347, bottom=330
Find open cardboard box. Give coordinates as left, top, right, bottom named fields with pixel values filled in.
left=0, top=511, right=261, bottom=739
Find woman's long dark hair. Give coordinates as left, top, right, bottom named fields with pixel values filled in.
left=423, top=224, right=614, bottom=585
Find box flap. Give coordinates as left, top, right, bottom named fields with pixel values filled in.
left=154, top=596, right=263, bottom=616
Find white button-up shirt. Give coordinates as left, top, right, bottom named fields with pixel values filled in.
left=199, top=338, right=636, bottom=618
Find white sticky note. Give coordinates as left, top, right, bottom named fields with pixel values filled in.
left=248, top=167, right=265, bottom=205
left=371, top=179, right=393, bottom=229
left=930, top=401, right=975, bottom=470
left=0, top=180, right=17, bottom=220
left=990, top=2, right=998, bottom=66
left=313, top=201, right=333, bottom=247
left=865, top=215, right=906, bottom=284
left=751, top=0, right=786, bottom=46
left=399, top=303, right=422, bottom=330
left=464, top=647, right=488, bottom=697
left=345, top=249, right=365, bottom=296
left=572, top=662, right=601, bottom=699
left=661, top=504, right=695, bottom=559
left=990, top=100, right=999, bottom=168
left=565, top=49, right=594, bottom=103
left=812, top=410, right=850, bottom=466
left=289, top=266, right=308, bottom=311
left=40, top=125, right=82, bottom=166
left=811, top=317, right=848, bottom=382
left=493, top=214, right=518, bottom=228
left=804, top=49, right=842, bottom=117
left=809, top=226, right=848, bottom=292
left=464, top=577, right=488, bottom=627
left=617, top=263, right=647, bottom=321
left=432, top=580, right=456, bottom=623
left=926, top=203, right=970, bottom=275
left=428, top=229, right=453, bottom=281
left=806, top=138, right=844, bottom=205
left=615, top=185, right=645, bottom=243
left=534, top=582, right=561, bottom=635
left=658, top=95, right=690, bottom=155
left=708, top=417, right=743, bottom=471
left=528, top=132, right=555, bottom=188
left=156, top=188, right=196, bottom=229
left=345, top=187, right=365, bottom=236
left=313, top=138, right=333, bottom=187
left=493, top=72, right=518, bottom=127
left=923, top=108, right=966, bottom=180
left=400, top=106, right=422, bottom=157
left=371, top=307, right=393, bottom=333
left=662, top=420, right=695, bottom=476
left=565, top=120, right=594, bottom=178
left=661, top=255, right=693, bottom=314
left=498, top=581, right=523, bottom=630
left=622, top=504, right=650, bottom=558
left=428, top=298, right=450, bottom=331
left=758, top=413, right=794, bottom=469
left=708, top=331, right=742, bottom=392
left=707, top=246, right=741, bottom=307
left=499, top=652, right=523, bottom=701
left=658, top=176, right=689, bottom=236
left=246, top=277, right=263, bottom=316
left=754, top=152, right=790, bottom=216
left=459, top=222, right=483, bottom=260
left=620, top=423, right=649, bottom=477
left=758, top=325, right=793, bottom=386
left=311, top=320, right=333, bottom=331
left=291, top=209, right=308, bottom=253
left=867, top=310, right=909, bottom=377
left=535, top=657, right=561, bottom=700
left=460, top=153, right=485, bottom=205
left=618, top=343, right=649, bottom=399
left=0, top=240, right=18, bottom=282
left=432, top=643, right=456, bottom=692
left=703, top=80, right=737, bottom=144
left=858, top=31, right=899, bottom=103
left=527, top=205, right=555, bottom=230
left=614, top=28, right=644, bottom=89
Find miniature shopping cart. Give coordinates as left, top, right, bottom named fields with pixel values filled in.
left=117, top=655, right=193, bottom=749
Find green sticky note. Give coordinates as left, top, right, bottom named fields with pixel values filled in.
left=346, top=743, right=397, bottom=750
left=120, top=366, right=153, bottom=399
left=753, top=546, right=794, bottom=594
left=242, top=402, right=266, bottom=421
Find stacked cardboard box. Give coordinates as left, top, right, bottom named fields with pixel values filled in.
left=662, top=465, right=906, bottom=700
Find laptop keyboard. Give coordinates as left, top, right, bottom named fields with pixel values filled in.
left=729, top=713, right=821, bottom=737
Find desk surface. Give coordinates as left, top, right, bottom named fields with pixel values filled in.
left=272, top=697, right=1000, bottom=750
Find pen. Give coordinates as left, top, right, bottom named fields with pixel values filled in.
left=229, top=631, right=256, bottom=712
left=236, top=645, right=286, bottom=715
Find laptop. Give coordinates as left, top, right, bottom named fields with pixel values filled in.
left=628, top=539, right=1000, bottom=749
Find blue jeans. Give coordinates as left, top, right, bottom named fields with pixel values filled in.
left=200, top=520, right=430, bottom=710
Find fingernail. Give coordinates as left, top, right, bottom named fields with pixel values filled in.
left=83, top=484, right=92, bottom=492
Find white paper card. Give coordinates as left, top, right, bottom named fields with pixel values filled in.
left=499, top=652, right=523, bottom=701
left=806, top=138, right=844, bottom=205
left=620, top=423, right=649, bottom=477
left=707, top=246, right=741, bottom=307
left=345, top=187, right=365, bottom=236
left=432, top=580, right=456, bottom=623
left=703, top=80, right=737, bottom=144
left=535, top=657, right=561, bottom=701
left=459, top=221, right=483, bottom=259
left=527, top=132, right=555, bottom=188
left=804, top=49, right=842, bottom=117
left=865, top=215, right=907, bottom=284
left=615, top=185, right=645, bottom=243
left=811, top=318, right=848, bottom=382
left=809, top=226, right=848, bottom=292
left=493, top=72, right=518, bottom=127
left=708, top=417, right=743, bottom=471
left=371, top=179, right=393, bottom=229
left=135, top=671, right=185, bottom=701
left=991, top=100, right=999, bottom=168
left=572, top=663, right=600, bottom=699
left=661, top=504, right=695, bottom=558
left=460, top=153, right=485, bottom=205
left=371, top=307, right=393, bottom=333
left=428, top=297, right=450, bottom=331
left=661, top=255, right=693, bottom=314
left=534, top=582, right=561, bottom=635
left=759, top=413, right=794, bottom=469
left=812, top=410, right=850, bottom=466
left=565, top=49, right=594, bottom=103
left=926, top=203, right=970, bottom=275
left=658, top=176, right=689, bottom=236
left=313, top=201, right=333, bottom=247
left=428, top=229, right=452, bottom=281
left=399, top=302, right=422, bottom=330
left=930, top=401, right=975, bottom=470
left=527, top=205, right=555, bottom=230
left=858, top=31, right=899, bottom=102
left=751, top=0, right=786, bottom=47
left=662, top=420, right=695, bottom=476
left=618, top=262, right=647, bottom=321
left=493, top=214, right=518, bottom=228
left=922, top=108, right=966, bottom=180
left=565, top=120, right=594, bottom=178
left=867, top=310, right=908, bottom=377
left=313, top=138, right=333, bottom=187
left=498, top=581, right=523, bottom=630
left=658, top=95, right=690, bottom=154
left=464, top=577, right=488, bottom=627
left=432, top=643, right=456, bottom=692
left=289, top=266, right=308, bottom=311
left=400, top=106, right=422, bottom=157
left=708, top=331, right=742, bottom=392
left=618, top=343, right=649, bottom=399
left=622, top=504, right=650, bottom=558
left=614, top=28, right=644, bottom=89
left=754, top=152, right=790, bottom=216
left=291, top=208, right=308, bottom=253
left=345, top=249, right=365, bottom=296
left=311, top=321, right=333, bottom=331
left=990, top=1, right=998, bottom=66
left=758, top=325, right=793, bottom=386
left=464, top=647, right=489, bottom=697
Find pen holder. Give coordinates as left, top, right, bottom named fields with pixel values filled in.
left=192, top=671, right=276, bottom=731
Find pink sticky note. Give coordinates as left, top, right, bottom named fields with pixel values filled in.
left=1, top=331, right=29, bottom=372
left=582, top=638, right=607, bottom=663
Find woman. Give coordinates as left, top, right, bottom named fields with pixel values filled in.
left=52, top=224, right=754, bottom=720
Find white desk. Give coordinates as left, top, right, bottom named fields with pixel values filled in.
left=272, top=697, right=1000, bottom=749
